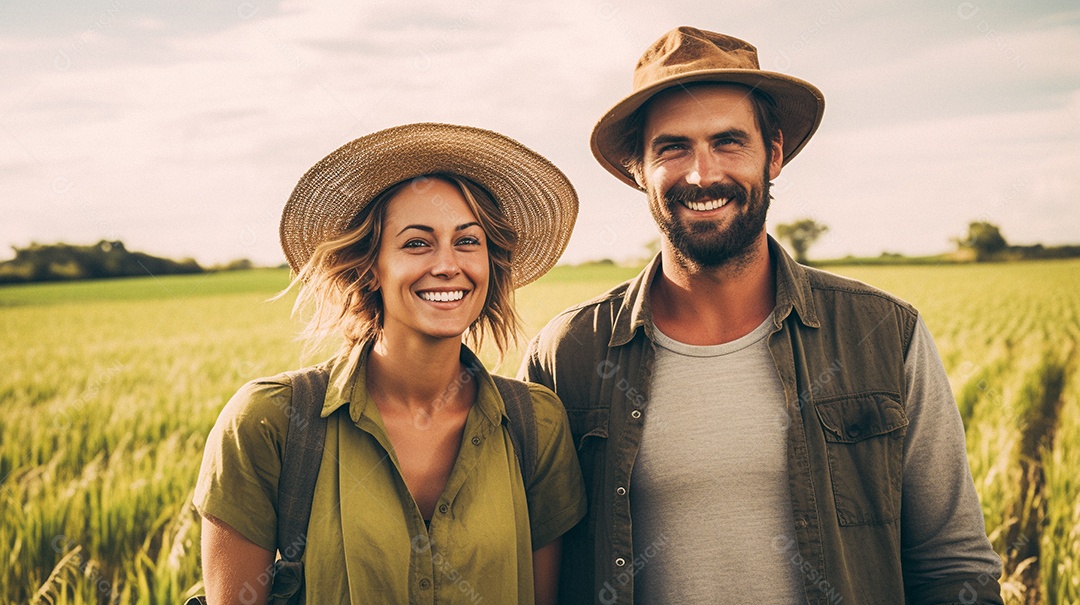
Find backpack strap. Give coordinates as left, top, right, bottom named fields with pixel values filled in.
left=492, top=375, right=537, bottom=489
left=276, top=367, right=330, bottom=563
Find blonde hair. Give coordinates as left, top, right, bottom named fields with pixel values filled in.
left=284, top=174, right=521, bottom=359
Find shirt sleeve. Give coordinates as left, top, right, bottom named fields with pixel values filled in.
left=524, top=383, right=587, bottom=551
left=192, top=378, right=292, bottom=552
left=900, top=315, right=1003, bottom=600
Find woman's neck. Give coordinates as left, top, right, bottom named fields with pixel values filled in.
left=366, top=334, right=473, bottom=415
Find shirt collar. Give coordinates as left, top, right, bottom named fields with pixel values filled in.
left=608, top=235, right=819, bottom=348
left=768, top=235, right=820, bottom=329
left=610, top=254, right=663, bottom=347
left=319, top=341, right=506, bottom=429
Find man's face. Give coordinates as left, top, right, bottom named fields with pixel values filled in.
left=639, top=84, right=783, bottom=268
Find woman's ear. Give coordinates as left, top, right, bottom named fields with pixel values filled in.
left=361, top=266, right=379, bottom=292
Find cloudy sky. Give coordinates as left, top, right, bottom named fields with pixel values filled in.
left=2, top=0, right=1077, bottom=266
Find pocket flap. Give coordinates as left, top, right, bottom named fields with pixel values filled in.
left=816, top=393, right=907, bottom=443
left=567, top=408, right=609, bottom=449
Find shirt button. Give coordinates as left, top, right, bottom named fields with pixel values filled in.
left=616, top=486, right=627, bottom=496
left=796, top=517, right=809, bottom=529
left=615, top=557, right=626, bottom=567
left=419, top=578, right=431, bottom=590
left=471, top=436, right=481, bottom=446
left=630, top=410, right=642, bottom=419
left=438, top=503, right=449, bottom=514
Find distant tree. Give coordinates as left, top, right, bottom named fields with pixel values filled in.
left=955, top=221, right=1007, bottom=261
left=775, top=219, right=829, bottom=263
left=217, top=258, right=254, bottom=271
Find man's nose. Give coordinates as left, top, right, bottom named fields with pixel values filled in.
left=686, top=148, right=723, bottom=187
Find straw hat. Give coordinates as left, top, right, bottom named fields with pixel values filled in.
left=280, top=123, right=578, bottom=287
left=592, top=26, right=826, bottom=189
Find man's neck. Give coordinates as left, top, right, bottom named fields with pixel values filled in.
left=650, top=234, right=776, bottom=346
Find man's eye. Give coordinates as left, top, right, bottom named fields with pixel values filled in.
left=658, top=144, right=684, bottom=154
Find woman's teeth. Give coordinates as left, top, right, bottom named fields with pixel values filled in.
left=419, top=290, right=465, bottom=302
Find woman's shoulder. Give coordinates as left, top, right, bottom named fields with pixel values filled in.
left=213, top=370, right=307, bottom=440
left=522, top=380, right=570, bottom=433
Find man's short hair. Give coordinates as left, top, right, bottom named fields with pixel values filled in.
left=616, top=83, right=782, bottom=185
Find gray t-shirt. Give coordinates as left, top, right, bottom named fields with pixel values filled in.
left=631, top=313, right=803, bottom=603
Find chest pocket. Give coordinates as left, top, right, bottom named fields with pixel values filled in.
left=815, top=392, right=908, bottom=526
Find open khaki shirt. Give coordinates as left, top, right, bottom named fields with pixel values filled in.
left=194, top=343, right=586, bottom=604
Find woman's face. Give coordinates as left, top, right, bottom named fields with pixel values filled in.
left=373, top=177, right=490, bottom=345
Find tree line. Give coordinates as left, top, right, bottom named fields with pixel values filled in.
left=775, top=219, right=1080, bottom=264
left=0, top=241, right=202, bottom=285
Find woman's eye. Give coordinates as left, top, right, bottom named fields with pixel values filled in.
left=403, top=239, right=429, bottom=249
left=456, top=236, right=481, bottom=246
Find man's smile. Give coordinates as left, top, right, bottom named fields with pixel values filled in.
left=681, top=197, right=731, bottom=212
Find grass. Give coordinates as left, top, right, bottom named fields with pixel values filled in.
left=2, top=259, right=1078, bottom=604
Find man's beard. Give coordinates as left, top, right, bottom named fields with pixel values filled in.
left=649, top=162, right=771, bottom=269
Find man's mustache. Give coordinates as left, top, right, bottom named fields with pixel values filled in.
left=665, top=182, right=748, bottom=206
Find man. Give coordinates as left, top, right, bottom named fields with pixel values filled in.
left=519, top=27, right=1003, bottom=604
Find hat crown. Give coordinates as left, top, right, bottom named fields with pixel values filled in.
left=633, top=27, right=760, bottom=91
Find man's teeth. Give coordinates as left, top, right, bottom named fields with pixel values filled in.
left=419, top=290, right=465, bottom=302
left=684, top=198, right=729, bottom=211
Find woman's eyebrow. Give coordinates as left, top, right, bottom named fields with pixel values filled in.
left=397, top=224, right=433, bottom=236
left=396, top=221, right=482, bottom=236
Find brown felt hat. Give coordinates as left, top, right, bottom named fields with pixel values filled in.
left=592, top=26, right=826, bottom=189
left=280, top=123, right=578, bottom=287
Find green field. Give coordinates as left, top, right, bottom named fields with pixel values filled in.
left=2, top=260, right=1078, bottom=604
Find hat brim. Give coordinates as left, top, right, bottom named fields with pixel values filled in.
left=281, top=123, right=578, bottom=287
left=591, top=70, right=825, bottom=188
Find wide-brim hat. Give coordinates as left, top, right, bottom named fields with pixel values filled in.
left=592, top=26, right=826, bottom=189
left=280, top=123, right=578, bottom=287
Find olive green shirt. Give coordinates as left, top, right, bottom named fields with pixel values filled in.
left=194, top=343, right=587, bottom=604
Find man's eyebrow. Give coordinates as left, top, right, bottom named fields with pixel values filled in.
left=648, top=134, right=689, bottom=150
left=397, top=222, right=482, bottom=236
left=711, top=128, right=752, bottom=142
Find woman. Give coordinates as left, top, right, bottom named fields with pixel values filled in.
left=193, top=123, right=585, bottom=604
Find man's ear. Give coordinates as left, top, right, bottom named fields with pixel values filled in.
left=769, top=131, right=785, bottom=180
